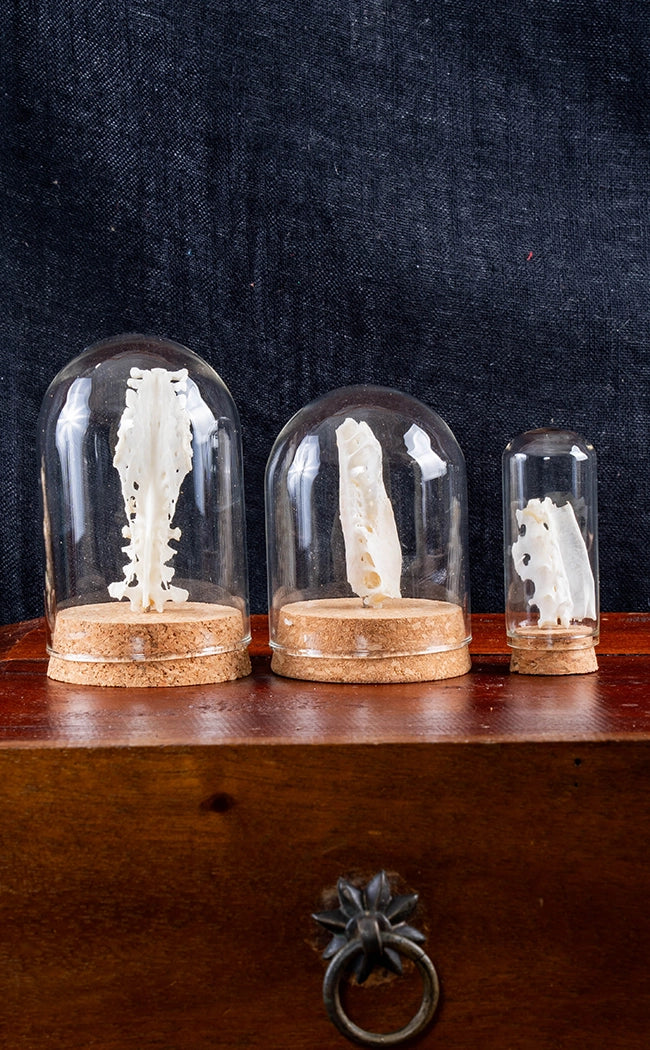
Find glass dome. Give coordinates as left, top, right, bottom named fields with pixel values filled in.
left=265, top=385, right=471, bottom=683
left=502, top=427, right=599, bottom=675
left=39, top=333, right=250, bottom=686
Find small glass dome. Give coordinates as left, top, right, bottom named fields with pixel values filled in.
left=502, top=427, right=599, bottom=675
left=39, top=333, right=250, bottom=686
left=265, top=385, right=471, bottom=683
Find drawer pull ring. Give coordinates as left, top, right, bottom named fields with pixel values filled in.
left=314, top=872, right=440, bottom=1047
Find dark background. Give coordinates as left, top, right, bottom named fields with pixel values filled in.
left=1, top=0, right=648, bottom=623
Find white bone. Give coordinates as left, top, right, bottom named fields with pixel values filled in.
left=512, top=497, right=596, bottom=627
left=335, top=417, right=402, bottom=607
left=108, top=367, right=193, bottom=612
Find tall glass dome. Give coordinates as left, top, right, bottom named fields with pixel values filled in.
left=266, top=385, right=471, bottom=683
left=503, top=427, right=599, bottom=675
left=39, top=333, right=250, bottom=686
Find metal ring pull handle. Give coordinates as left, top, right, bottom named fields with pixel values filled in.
left=314, top=872, right=440, bottom=1047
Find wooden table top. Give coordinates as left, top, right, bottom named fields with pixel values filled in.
left=0, top=613, right=649, bottom=747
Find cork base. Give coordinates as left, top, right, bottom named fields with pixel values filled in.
left=510, top=645, right=598, bottom=676
left=48, top=602, right=251, bottom=686
left=509, top=626, right=598, bottom=675
left=271, top=597, right=471, bottom=683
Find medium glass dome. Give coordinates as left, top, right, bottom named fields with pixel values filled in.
left=502, top=427, right=599, bottom=675
left=39, top=333, right=250, bottom=686
left=265, top=385, right=471, bottom=683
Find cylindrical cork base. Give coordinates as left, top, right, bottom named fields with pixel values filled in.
left=509, top=625, right=598, bottom=676
left=510, top=645, right=598, bottom=675
left=271, top=597, right=471, bottom=683
left=48, top=602, right=251, bottom=686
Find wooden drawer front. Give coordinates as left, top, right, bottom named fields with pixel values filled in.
left=2, top=741, right=649, bottom=1049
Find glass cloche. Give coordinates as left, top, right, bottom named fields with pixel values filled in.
left=39, top=333, right=250, bottom=686
left=502, top=427, right=599, bottom=674
left=265, top=385, right=471, bottom=683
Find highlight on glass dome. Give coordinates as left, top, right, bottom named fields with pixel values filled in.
left=265, top=385, right=471, bottom=683
left=39, top=333, right=251, bottom=686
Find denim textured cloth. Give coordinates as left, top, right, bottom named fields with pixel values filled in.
left=1, top=1, right=649, bottom=622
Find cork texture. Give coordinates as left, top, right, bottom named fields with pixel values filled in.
left=272, top=597, right=471, bottom=683
left=48, top=602, right=251, bottom=686
left=510, top=645, right=598, bottom=676
left=509, top=625, right=598, bottom=675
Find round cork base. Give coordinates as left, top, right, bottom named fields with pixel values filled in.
left=48, top=602, right=251, bottom=687
left=510, top=646, right=598, bottom=675
left=271, top=597, right=471, bottom=683
left=509, top=625, right=598, bottom=676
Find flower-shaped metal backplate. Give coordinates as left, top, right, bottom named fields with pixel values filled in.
left=313, top=870, right=426, bottom=984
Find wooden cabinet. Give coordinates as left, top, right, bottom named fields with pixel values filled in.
left=1, top=614, right=649, bottom=1048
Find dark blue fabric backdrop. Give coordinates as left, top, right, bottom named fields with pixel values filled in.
left=1, top=0, right=649, bottom=622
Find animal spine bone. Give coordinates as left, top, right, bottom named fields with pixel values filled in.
left=108, top=367, right=193, bottom=612
left=335, top=417, right=402, bottom=607
left=512, top=496, right=596, bottom=627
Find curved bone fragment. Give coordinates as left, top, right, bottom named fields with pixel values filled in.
left=512, top=497, right=596, bottom=627
left=108, top=367, right=193, bottom=612
left=335, top=417, right=402, bottom=607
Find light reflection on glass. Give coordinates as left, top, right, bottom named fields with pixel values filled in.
left=55, top=378, right=92, bottom=542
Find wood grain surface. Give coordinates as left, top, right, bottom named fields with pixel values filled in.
left=1, top=613, right=650, bottom=746
left=1, top=614, right=649, bottom=1049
